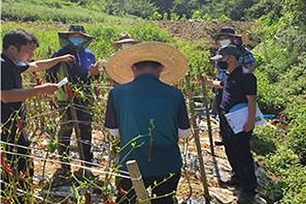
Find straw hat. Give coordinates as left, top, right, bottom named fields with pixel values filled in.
left=112, top=32, right=139, bottom=49
left=105, top=42, right=188, bottom=84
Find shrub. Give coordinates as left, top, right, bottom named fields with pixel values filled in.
left=279, top=165, right=306, bottom=204
left=192, top=10, right=202, bottom=20
left=256, top=70, right=285, bottom=113
left=151, top=11, right=163, bottom=21
left=252, top=126, right=278, bottom=156
left=287, top=117, right=306, bottom=164
left=265, top=146, right=299, bottom=176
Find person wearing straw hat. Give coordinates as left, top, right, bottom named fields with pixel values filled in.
left=211, top=45, right=258, bottom=204
left=104, top=32, right=140, bottom=86
left=46, top=25, right=100, bottom=180
left=112, top=32, right=139, bottom=50
left=104, top=42, right=190, bottom=204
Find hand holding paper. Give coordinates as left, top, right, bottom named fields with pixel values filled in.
left=88, top=60, right=106, bottom=76
left=57, top=77, right=68, bottom=87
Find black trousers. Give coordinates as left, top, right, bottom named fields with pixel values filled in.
left=211, top=89, right=223, bottom=116
left=116, top=172, right=181, bottom=204
left=219, top=113, right=257, bottom=192
left=57, top=102, right=93, bottom=168
left=1, top=129, right=34, bottom=202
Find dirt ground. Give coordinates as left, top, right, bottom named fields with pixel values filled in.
left=30, top=115, right=267, bottom=204
left=155, top=20, right=257, bottom=48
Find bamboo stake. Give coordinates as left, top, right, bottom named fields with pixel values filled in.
left=185, top=75, right=210, bottom=202
left=126, top=160, right=151, bottom=204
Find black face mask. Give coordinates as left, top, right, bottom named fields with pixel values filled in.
left=217, top=61, right=228, bottom=70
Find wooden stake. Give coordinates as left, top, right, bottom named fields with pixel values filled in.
left=200, top=80, right=215, bottom=156
left=185, top=75, right=210, bottom=202
left=60, top=62, right=87, bottom=167
left=126, top=160, right=151, bottom=204
left=70, top=105, right=86, bottom=166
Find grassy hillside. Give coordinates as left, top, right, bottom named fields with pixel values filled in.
left=1, top=0, right=143, bottom=24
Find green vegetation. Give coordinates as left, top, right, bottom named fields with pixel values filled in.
left=0, top=0, right=260, bottom=21
left=250, top=1, right=306, bottom=203
left=1, top=0, right=306, bottom=203
left=2, top=0, right=144, bottom=24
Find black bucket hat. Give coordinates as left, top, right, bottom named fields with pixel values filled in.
left=213, top=27, right=241, bottom=40
left=58, top=25, right=94, bottom=48
left=58, top=25, right=93, bottom=38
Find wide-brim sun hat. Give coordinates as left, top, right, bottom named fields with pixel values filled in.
left=112, top=32, right=139, bottom=49
left=213, top=27, right=241, bottom=40
left=58, top=25, right=93, bottom=48
left=105, top=41, right=188, bottom=84
left=58, top=25, right=93, bottom=39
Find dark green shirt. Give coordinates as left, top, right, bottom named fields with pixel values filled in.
left=104, top=74, right=190, bottom=177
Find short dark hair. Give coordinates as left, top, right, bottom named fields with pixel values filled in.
left=3, top=29, right=39, bottom=50
left=133, top=61, right=162, bottom=70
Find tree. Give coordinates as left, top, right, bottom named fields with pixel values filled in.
left=222, top=0, right=254, bottom=20
left=172, top=0, right=200, bottom=18
left=124, top=0, right=158, bottom=19
left=151, top=0, right=175, bottom=14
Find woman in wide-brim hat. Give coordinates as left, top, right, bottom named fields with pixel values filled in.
left=105, top=41, right=188, bottom=85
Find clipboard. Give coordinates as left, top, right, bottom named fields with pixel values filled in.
left=225, top=103, right=265, bottom=134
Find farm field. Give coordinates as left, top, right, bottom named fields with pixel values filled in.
left=1, top=0, right=306, bottom=203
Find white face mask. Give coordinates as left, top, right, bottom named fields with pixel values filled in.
left=219, top=39, right=231, bottom=48
left=121, top=43, right=133, bottom=49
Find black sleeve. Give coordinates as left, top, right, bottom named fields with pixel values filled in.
left=18, top=64, right=30, bottom=74
left=178, top=92, right=190, bottom=129
left=1, top=64, right=14, bottom=90
left=243, top=74, right=257, bottom=96
left=104, top=90, right=118, bottom=129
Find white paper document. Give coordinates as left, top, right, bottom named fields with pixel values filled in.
left=56, top=77, right=68, bottom=87
left=225, top=106, right=265, bottom=134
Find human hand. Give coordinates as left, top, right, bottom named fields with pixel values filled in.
left=88, top=64, right=99, bottom=76
left=60, top=54, right=75, bottom=65
left=95, top=60, right=107, bottom=69
left=198, top=75, right=213, bottom=85
left=88, top=60, right=107, bottom=76
left=35, top=83, right=58, bottom=95
left=243, top=119, right=255, bottom=132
